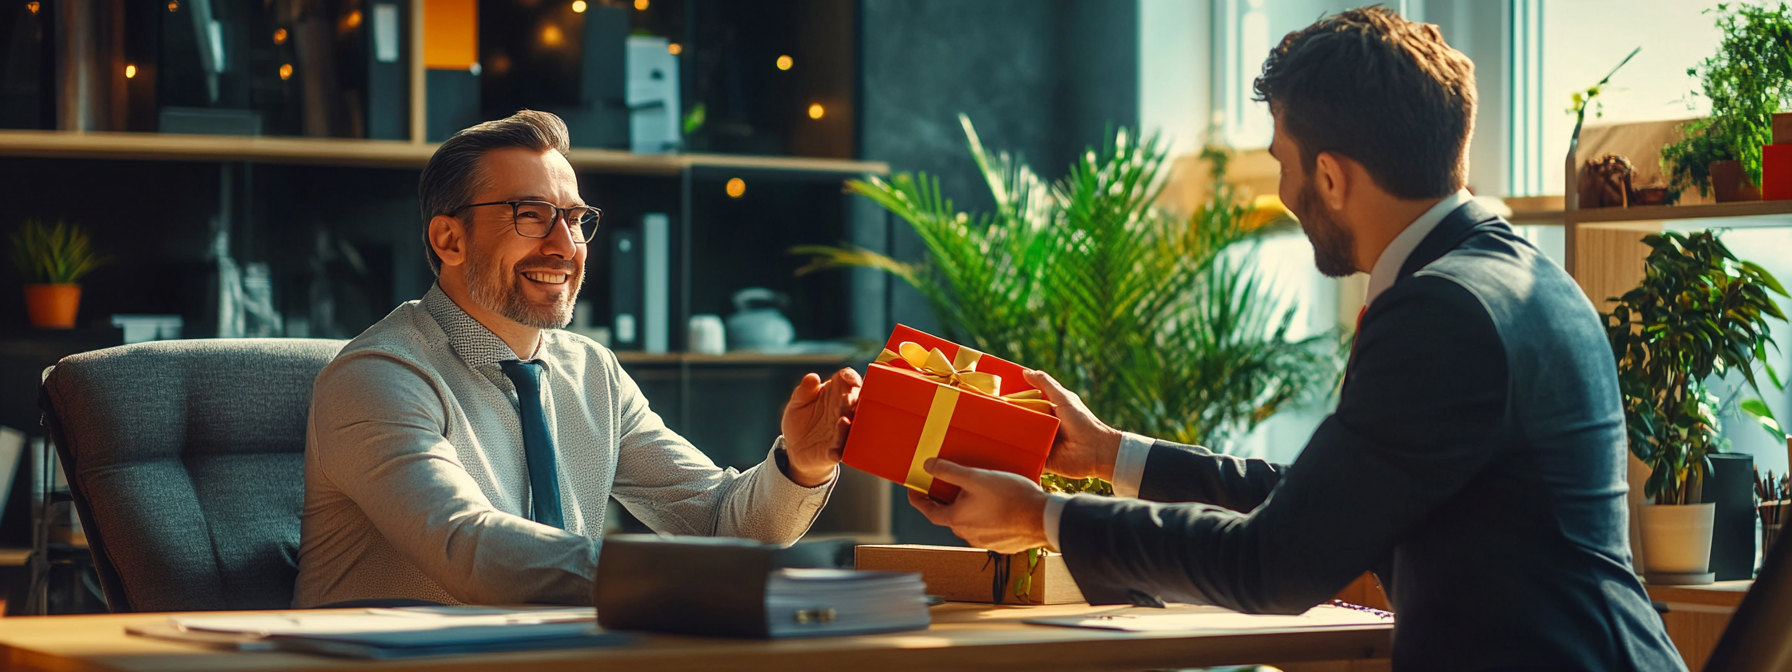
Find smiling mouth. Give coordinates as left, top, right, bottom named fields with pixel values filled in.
left=520, top=270, right=571, bottom=285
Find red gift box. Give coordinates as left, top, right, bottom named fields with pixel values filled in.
left=1764, top=144, right=1792, bottom=201
left=842, top=325, right=1060, bottom=503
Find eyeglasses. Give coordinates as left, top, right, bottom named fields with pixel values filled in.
left=458, top=200, right=602, bottom=243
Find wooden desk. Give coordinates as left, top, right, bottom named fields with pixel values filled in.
left=0, top=604, right=1392, bottom=672
left=1645, top=581, right=1750, bottom=672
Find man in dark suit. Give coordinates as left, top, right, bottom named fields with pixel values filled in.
left=906, top=8, right=1685, bottom=671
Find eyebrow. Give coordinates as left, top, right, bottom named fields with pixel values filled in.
left=509, top=195, right=590, bottom=208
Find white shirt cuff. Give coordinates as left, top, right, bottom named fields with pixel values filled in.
left=1111, top=432, right=1154, bottom=498
left=1043, top=493, right=1072, bottom=552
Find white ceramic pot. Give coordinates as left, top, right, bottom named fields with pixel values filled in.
left=1638, top=503, right=1716, bottom=575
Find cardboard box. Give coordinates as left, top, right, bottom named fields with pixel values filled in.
left=854, top=544, right=1084, bottom=605
left=841, top=325, right=1059, bottom=503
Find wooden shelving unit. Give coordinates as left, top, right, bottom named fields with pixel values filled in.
left=1570, top=199, right=1792, bottom=226
left=0, top=130, right=889, bottom=175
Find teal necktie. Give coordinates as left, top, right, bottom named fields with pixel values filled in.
left=498, top=360, right=565, bottom=529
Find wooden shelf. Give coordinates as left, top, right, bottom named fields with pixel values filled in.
left=612, top=351, right=862, bottom=365
left=0, top=130, right=889, bottom=175
left=1569, top=199, right=1792, bottom=226
left=1504, top=195, right=1564, bottom=226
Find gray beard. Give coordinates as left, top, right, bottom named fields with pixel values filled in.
left=465, top=244, right=581, bottom=329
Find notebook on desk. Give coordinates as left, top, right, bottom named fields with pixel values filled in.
left=594, top=535, right=932, bottom=638
left=128, top=606, right=632, bottom=659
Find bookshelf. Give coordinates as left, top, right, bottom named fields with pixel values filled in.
left=0, top=130, right=888, bottom=176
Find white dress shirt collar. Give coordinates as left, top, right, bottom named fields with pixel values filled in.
left=1362, top=189, right=1475, bottom=307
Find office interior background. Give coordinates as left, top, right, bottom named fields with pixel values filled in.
left=0, top=0, right=1784, bottom=589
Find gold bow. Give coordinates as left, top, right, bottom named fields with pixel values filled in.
left=875, top=342, right=1055, bottom=413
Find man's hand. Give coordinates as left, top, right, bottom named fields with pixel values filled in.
left=781, top=367, right=863, bottom=487
left=907, top=459, right=1051, bottom=553
left=1024, top=370, right=1123, bottom=481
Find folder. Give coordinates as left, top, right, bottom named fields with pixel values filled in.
left=594, top=535, right=931, bottom=638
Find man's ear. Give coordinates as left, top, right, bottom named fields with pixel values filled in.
left=429, top=214, right=468, bottom=268
left=1313, top=151, right=1350, bottom=211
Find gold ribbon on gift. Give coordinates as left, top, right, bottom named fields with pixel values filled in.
left=874, top=342, right=1055, bottom=494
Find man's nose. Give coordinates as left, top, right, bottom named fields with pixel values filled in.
left=540, top=213, right=581, bottom=257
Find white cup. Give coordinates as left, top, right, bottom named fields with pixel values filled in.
left=688, top=315, right=726, bottom=355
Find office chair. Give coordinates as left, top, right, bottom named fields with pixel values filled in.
left=36, top=338, right=345, bottom=613
left=1701, top=512, right=1792, bottom=670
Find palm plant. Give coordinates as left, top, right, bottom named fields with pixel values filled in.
left=794, top=116, right=1339, bottom=491
left=1604, top=230, right=1788, bottom=505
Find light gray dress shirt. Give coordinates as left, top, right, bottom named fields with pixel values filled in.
left=293, top=285, right=834, bottom=607
left=1041, top=189, right=1475, bottom=550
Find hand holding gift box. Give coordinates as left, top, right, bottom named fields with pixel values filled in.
left=841, top=325, right=1060, bottom=503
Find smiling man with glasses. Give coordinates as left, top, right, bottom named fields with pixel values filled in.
left=293, top=110, right=862, bottom=607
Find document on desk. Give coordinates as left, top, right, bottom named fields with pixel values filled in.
left=1026, top=604, right=1392, bottom=633
left=128, top=607, right=631, bottom=659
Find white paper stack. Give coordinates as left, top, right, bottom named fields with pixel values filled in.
left=765, top=568, right=932, bottom=638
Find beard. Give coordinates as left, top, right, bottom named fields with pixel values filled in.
left=1294, top=177, right=1358, bottom=278
left=465, top=244, right=583, bottom=329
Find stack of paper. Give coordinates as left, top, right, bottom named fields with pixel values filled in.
left=129, top=606, right=631, bottom=659
left=1024, top=603, right=1393, bottom=632
left=765, top=568, right=932, bottom=638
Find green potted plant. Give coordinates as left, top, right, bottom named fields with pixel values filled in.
left=1662, top=2, right=1792, bottom=201
left=794, top=116, right=1338, bottom=494
left=1604, top=230, right=1787, bottom=583
left=10, top=219, right=107, bottom=329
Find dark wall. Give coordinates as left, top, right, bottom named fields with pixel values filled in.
left=858, top=0, right=1139, bottom=545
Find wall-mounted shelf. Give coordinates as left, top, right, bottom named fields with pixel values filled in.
left=0, top=130, right=889, bottom=175
left=1570, top=199, right=1792, bottom=227
left=612, top=351, right=863, bottom=365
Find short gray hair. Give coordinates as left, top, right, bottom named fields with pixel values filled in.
left=417, top=110, right=572, bottom=276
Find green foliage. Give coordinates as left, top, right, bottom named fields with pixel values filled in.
left=9, top=219, right=107, bottom=285
left=795, top=116, right=1340, bottom=493
left=1566, top=47, right=1641, bottom=136
left=1603, top=231, right=1788, bottom=505
left=1661, top=117, right=1734, bottom=199
left=1662, top=3, right=1792, bottom=193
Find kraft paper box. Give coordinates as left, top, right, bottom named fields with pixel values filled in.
left=840, top=325, right=1060, bottom=504
left=855, top=544, right=1084, bottom=605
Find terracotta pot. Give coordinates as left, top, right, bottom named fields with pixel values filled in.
left=1710, top=160, right=1762, bottom=202
left=1639, top=502, right=1715, bottom=580
left=23, top=283, right=81, bottom=329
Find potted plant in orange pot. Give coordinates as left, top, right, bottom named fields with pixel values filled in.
left=10, top=220, right=107, bottom=329
left=1604, top=231, right=1788, bottom=584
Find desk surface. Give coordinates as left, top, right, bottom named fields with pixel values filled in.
left=0, top=604, right=1392, bottom=672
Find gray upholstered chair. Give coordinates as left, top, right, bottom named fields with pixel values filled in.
left=37, top=338, right=346, bottom=613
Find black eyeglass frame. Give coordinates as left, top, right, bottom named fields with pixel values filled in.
left=456, top=200, right=603, bottom=243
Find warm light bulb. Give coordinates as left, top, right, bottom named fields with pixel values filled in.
left=776, top=55, right=793, bottom=71
left=541, top=24, right=564, bottom=47
left=279, top=63, right=293, bottom=80
left=26, top=1, right=39, bottom=14
left=807, top=103, right=824, bottom=119
left=633, top=0, right=648, bottom=9
left=725, top=178, right=746, bottom=198
left=344, top=10, right=361, bottom=28
left=273, top=28, right=287, bottom=44
left=124, top=64, right=136, bottom=79
left=571, top=0, right=586, bottom=11
left=166, top=0, right=178, bottom=11
left=667, top=42, right=682, bottom=55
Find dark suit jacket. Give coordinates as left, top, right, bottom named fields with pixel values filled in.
left=1058, top=202, right=1685, bottom=671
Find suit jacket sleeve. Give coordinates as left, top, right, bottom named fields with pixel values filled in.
left=1058, top=276, right=1508, bottom=613
left=1137, top=440, right=1289, bottom=511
